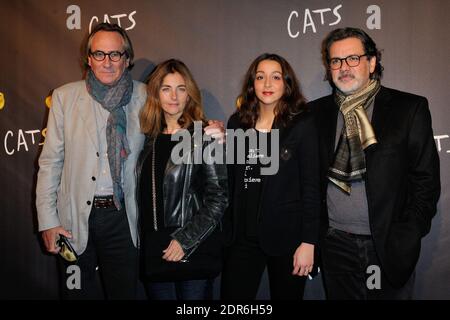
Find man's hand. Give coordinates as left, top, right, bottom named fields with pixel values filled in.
left=204, top=120, right=225, bottom=144
left=292, top=243, right=315, bottom=277
left=162, top=239, right=185, bottom=262
left=42, top=226, right=72, bottom=254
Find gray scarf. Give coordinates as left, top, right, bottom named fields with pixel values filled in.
left=86, top=69, right=133, bottom=209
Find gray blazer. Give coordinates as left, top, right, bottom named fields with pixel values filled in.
left=36, top=80, right=147, bottom=254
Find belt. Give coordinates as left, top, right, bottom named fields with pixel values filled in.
left=330, top=227, right=372, bottom=240
left=93, top=195, right=116, bottom=209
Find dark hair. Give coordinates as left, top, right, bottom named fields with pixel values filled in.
left=322, top=27, right=383, bottom=81
left=237, top=53, right=307, bottom=129
left=140, top=59, right=206, bottom=137
left=82, top=23, right=134, bottom=70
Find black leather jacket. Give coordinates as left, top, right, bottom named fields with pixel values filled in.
left=136, top=127, right=228, bottom=257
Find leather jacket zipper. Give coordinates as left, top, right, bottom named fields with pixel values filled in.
left=152, top=137, right=158, bottom=231
left=182, top=222, right=216, bottom=261
left=135, top=137, right=152, bottom=249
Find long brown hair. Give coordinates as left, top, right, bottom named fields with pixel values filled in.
left=237, top=53, right=307, bottom=129
left=140, top=59, right=206, bottom=137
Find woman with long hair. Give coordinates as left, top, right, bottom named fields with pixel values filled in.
left=221, top=53, right=320, bottom=300
left=137, top=59, right=228, bottom=300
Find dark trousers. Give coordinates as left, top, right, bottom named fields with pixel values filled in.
left=146, top=279, right=213, bottom=300
left=58, top=205, right=138, bottom=300
left=322, top=227, right=415, bottom=300
left=221, top=239, right=306, bottom=300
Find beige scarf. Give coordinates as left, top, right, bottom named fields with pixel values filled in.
left=328, top=80, right=381, bottom=194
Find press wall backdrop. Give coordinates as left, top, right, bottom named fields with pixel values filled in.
left=1, top=0, right=449, bottom=299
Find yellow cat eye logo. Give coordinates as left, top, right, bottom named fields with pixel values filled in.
left=0, top=92, right=5, bottom=110
left=45, top=95, right=52, bottom=108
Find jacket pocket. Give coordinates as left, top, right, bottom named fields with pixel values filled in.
left=385, top=220, right=421, bottom=281
left=276, top=199, right=301, bottom=212
left=56, top=194, right=72, bottom=231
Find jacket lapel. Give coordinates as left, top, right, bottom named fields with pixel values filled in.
left=370, top=86, right=392, bottom=141
left=320, top=96, right=339, bottom=168
left=259, top=123, right=282, bottom=193
left=78, top=89, right=99, bottom=151
left=366, top=86, right=392, bottom=163
left=259, top=118, right=295, bottom=196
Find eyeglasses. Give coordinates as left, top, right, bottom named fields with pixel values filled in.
left=328, top=54, right=368, bottom=70
left=89, top=50, right=126, bottom=62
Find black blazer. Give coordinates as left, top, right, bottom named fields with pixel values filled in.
left=310, top=86, right=440, bottom=288
left=223, top=111, right=321, bottom=256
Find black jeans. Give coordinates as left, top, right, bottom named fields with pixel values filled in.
left=321, top=227, right=415, bottom=300
left=146, top=279, right=213, bottom=300
left=58, top=205, right=138, bottom=300
left=221, top=238, right=306, bottom=300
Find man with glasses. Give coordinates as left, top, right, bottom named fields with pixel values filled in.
left=36, top=23, right=223, bottom=299
left=309, top=27, right=440, bottom=299
left=36, top=22, right=144, bottom=299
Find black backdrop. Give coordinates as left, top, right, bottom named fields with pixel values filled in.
left=1, top=0, right=449, bottom=299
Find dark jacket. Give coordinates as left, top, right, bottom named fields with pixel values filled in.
left=136, top=126, right=228, bottom=257
left=223, top=111, right=321, bottom=256
left=310, top=86, right=441, bottom=288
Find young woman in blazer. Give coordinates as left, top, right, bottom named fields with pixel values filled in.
left=221, top=53, right=320, bottom=300
left=136, top=59, right=228, bottom=300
